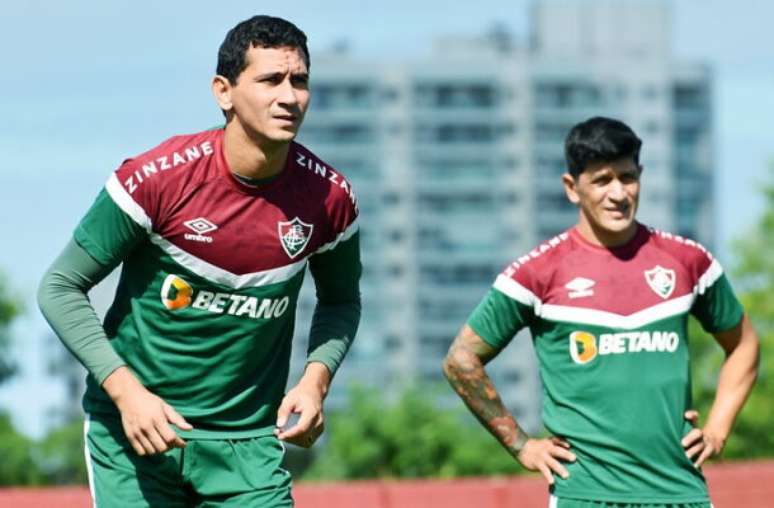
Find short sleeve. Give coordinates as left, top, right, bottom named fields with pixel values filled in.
left=74, top=187, right=147, bottom=267
left=468, top=284, right=535, bottom=350
left=691, top=272, right=744, bottom=333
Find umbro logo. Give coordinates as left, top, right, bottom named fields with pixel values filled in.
left=183, top=217, right=217, bottom=243
left=565, top=277, right=595, bottom=299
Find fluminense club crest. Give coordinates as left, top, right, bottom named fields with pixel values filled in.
left=278, top=217, right=314, bottom=259
left=644, top=265, right=676, bottom=299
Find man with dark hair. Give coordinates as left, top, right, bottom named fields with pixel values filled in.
left=444, top=116, right=759, bottom=507
left=38, top=15, right=360, bottom=507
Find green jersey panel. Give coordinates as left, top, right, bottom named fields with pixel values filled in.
left=465, top=226, right=745, bottom=503
left=72, top=132, right=361, bottom=438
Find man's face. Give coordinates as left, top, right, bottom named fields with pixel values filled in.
left=563, top=157, right=641, bottom=245
left=220, top=45, right=310, bottom=144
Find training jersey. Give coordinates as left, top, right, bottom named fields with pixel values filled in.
left=468, top=224, right=743, bottom=504
left=74, top=127, right=360, bottom=439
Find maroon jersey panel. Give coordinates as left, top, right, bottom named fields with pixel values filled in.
left=111, top=129, right=358, bottom=275
left=502, top=224, right=715, bottom=315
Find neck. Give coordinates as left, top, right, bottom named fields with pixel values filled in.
left=576, top=217, right=638, bottom=248
left=223, top=122, right=290, bottom=180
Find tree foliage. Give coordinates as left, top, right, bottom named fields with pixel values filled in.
left=0, top=273, right=21, bottom=384
left=302, top=385, right=521, bottom=481
left=0, top=412, right=43, bottom=486
left=36, top=420, right=89, bottom=485
left=690, top=164, right=774, bottom=459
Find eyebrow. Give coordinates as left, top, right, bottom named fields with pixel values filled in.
left=255, top=72, right=284, bottom=80
left=254, top=70, right=309, bottom=80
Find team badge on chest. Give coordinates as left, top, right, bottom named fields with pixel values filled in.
left=278, top=217, right=314, bottom=259
left=644, top=265, right=676, bottom=299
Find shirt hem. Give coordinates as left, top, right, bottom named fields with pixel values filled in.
left=84, top=401, right=278, bottom=440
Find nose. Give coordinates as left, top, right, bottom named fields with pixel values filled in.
left=277, top=78, right=299, bottom=107
left=607, top=179, right=627, bottom=201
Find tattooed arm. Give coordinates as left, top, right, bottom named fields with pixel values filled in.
left=443, top=324, right=576, bottom=484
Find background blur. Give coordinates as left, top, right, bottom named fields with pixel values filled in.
left=0, top=0, right=772, bottom=493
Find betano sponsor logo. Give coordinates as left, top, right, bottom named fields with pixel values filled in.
left=160, top=275, right=193, bottom=310
left=569, top=331, right=598, bottom=364
left=569, top=330, right=680, bottom=364
left=160, top=274, right=289, bottom=319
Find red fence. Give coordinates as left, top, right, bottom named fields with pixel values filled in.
left=2, top=460, right=772, bottom=507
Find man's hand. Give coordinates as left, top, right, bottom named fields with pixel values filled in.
left=517, top=437, right=577, bottom=485
left=274, top=362, right=330, bottom=448
left=682, top=409, right=724, bottom=467
left=102, top=366, right=193, bottom=456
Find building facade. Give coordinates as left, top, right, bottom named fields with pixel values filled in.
left=291, top=1, right=713, bottom=433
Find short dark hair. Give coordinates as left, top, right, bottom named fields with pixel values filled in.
left=564, top=117, right=642, bottom=177
left=217, top=15, right=309, bottom=85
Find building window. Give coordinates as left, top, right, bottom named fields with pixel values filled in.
left=387, top=230, right=405, bottom=243
left=384, top=335, right=402, bottom=352
left=419, top=264, right=500, bottom=285
left=387, top=264, right=404, bottom=278
left=534, top=82, right=603, bottom=108
left=418, top=191, right=495, bottom=213
left=414, top=83, right=499, bottom=108
left=310, top=83, right=375, bottom=109
left=301, top=123, right=374, bottom=143
left=383, top=192, right=401, bottom=206
left=673, top=84, right=707, bottom=110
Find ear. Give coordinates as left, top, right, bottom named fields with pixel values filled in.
left=562, top=173, right=580, bottom=205
left=212, top=75, right=234, bottom=112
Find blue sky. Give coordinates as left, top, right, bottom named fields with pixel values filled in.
left=0, top=0, right=772, bottom=436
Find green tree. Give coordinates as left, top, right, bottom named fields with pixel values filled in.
left=303, top=385, right=521, bottom=480
left=0, top=412, right=43, bottom=485
left=0, top=273, right=22, bottom=384
left=37, top=420, right=89, bottom=484
left=690, top=165, right=774, bottom=459
left=0, top=273, right=45, bottom=486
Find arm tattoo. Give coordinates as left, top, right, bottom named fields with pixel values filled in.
left=443, top=326, right=529, bottom=456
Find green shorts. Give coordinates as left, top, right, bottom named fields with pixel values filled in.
left=550, top=496, right=713, bottom=508
left=84, top=414, right=293, bottom=508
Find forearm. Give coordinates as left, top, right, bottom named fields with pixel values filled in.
left=443, top=342, right=528, bottom=457
left=306, top=299, right=360, bottom=376
left=704, top=315, right=760, bottom=443
left=306, top=231, right=361, bottom=377
left=37, top=239, right=125, bottom=384
left=297, top=361, right=332, bottom=399
left=101, top=365, right=146, bottom=407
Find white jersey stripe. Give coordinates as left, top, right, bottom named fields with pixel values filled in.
left=493, top=260, right=726, bottom=329
left=83, top=416, right=98, bottom=508
left=541, top=293, right=694, bottom=329
left=314, top=218, right=359, bottom=254
left=105, top=173, right=152, bottom=232
left=548, top=495, right=558, bottom=508
left=696, top=259, right=723, bottom=296
left=493, top=274, right=541, bottom=313
left=151, top=235, right=307, bottom=290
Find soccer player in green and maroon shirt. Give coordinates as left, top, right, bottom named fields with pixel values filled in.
left=443, top=117, right=759, bottom=508
left=37, top=16, right=360, bottom=507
